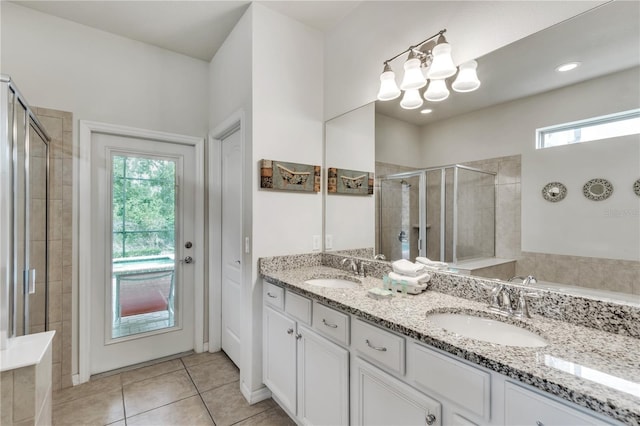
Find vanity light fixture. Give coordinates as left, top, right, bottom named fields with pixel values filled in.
left=556, top=62, right=581, bottom=72
left=376, top=29, right=481, bottom=110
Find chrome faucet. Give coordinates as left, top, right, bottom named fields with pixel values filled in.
left=358, top=261, right=370, bottom=278
left=373, top=253, right=386, bottom=260
left=341, top=258, right=358, bottom=276
left=513, top=289, right=540, bottom=319
left=509, top=275, right=537, bottom=286
left=488, top=284, right=512, bottom=315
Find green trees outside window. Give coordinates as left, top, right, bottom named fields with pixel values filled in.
left=112, top=156, right=176, bottom=259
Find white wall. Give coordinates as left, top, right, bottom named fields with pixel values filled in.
left=1, top=2, right=209, bottom=137
left=375, top=112, right=422, bottom=168
left=252, top=3, right=324, bottom=259
left=325, top=103, right=376, bottom=251
left=208, top=3, right=325, bottom=401
left=418, top=68, right=640, bottom=261
left=323, top=1, right=605, bottom=120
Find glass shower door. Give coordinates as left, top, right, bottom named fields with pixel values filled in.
left=378, top=173, right=425, bottom=260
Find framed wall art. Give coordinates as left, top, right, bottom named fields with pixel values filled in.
left=327, top=167, right=374, bottom=195
left=260, top=159, right=320, bottom=192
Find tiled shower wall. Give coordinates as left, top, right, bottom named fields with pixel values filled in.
left=35, top=107, right=73, bottom=390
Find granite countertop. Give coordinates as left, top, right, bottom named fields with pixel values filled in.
left=262, top=265, right=640, bottom=425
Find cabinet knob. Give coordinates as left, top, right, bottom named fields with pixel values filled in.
left=295, top=332, right=302, bottom=340
left=287, top=328, right=294, bottom=335
left=536, top=422, right=544, bottom=426
left=426, top=414, right=437, bottom=425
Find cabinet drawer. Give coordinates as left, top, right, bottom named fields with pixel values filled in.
left=312, top=302, right=350, bottom=346
left=285, top=291, right=312, bottom=325
left=264, top=282, right=284, bottom=310
left=504, top=382, right=610, bottom=425
left=352, top=319, right=405, bottom=375
left=411, top=343, right=490, bottom=420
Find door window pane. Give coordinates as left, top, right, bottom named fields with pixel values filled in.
left=110, top=155, right=177, bottom=339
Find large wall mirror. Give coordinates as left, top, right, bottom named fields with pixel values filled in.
left=324, top=2, right=640, bottom=298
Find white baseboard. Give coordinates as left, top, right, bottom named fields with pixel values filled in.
left=72, top=374, right=80, bottom=386
left=240, top=381, right=272, bottom=404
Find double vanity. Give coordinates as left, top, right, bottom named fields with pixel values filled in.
left=260, top=253, right=639, bottom=426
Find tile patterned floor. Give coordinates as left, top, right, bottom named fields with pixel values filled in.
left=52, top=352, right=295, bottom=426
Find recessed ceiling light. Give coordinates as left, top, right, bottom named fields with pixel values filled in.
left=420, top=108, right=433, bottom=114
left=556, top=62, right=581, bottom=72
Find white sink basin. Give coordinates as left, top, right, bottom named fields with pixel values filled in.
left=305, top=278, right=359, bottom=289
left=428, top=313, right=547, bottom=347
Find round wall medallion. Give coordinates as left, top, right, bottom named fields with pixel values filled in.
left=634, top=179, right=640, bottom=197
left=541, top=182, right=567, bottom=202
left=583, top=178, right=613, bottom=201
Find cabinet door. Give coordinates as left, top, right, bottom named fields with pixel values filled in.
left=505, top=382, right=610, bottom=426
left=352, top=357, right=441, bottom=426
left=297, top=324, right=349, bottom=426
left=263, top=306, right=297, bottom=415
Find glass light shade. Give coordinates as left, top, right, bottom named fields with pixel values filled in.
left=377, top=69, right=401, bottom=101
left=400, top=89, right=423, bottom=109
left=424, top=79, right=449, bottom=102
left=400, top=55, right=427, bottom=90
left=452, top=60, right=481, bottom=92
left=426, top=42, right=457, bottom=80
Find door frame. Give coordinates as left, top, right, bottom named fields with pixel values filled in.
left=207, top=110, right=245, bottom=354
left=77, top=120, right=205, bottom=383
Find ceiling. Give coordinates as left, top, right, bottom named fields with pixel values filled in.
left=376, top=1, right=640, bottom=126
left=10, top=0, right=362, bottom=61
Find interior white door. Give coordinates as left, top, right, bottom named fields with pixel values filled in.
left=221, top=129, right=242, bottom=367
left=89, top=133, right=197, bottom=374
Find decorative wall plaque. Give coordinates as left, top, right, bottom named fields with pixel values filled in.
left=260, top=159, right=320, bottom=192
left=582, top=178, right=613, bottom=201
left=327, top=168, right=374, bottom=195
left=541, top=182, right=567, bottom=202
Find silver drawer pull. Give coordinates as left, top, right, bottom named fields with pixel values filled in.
left=365, top=339, right=387, bottom=352
left=322, top=319, right=338, bottom=329
left=266, top=292, right=277, bottom=298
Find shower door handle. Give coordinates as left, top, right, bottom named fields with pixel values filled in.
left=25, top=269, right=36, bottom=294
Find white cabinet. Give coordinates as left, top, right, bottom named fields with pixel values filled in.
left=504, top=381, right=614, bottom=426
left=263, top=287, right=349, bottom=426
left=298, top=323, right=349, bottom=426
left=263, top=305, right=297, bottom=414
left=352, top=356, right=441, bottom=426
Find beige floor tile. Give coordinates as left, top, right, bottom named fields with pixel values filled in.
left=234, top=406, right=296, bottom=426
left=53, top=388, right=124, bottom=426
left=126, top=395, right=214, bottom=426
left=123, top=369, right=197, bottom=417
left=121, top=359, right=185, bottom=386
left=106, top=421, right=126, bottom=426
left=186, top=353, right=239, bottom=392
left=181, top=350, right=232, bottom=367
left=200, top=382, right=275, bottom=426
left=53, top=373, right=122, bottom=405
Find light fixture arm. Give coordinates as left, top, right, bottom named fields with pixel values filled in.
left=382, top=30, right=446, bottom=65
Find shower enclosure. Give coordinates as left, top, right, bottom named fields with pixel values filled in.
left=0, top=75, right=50, bottom=349
left=377, top=165, right=496, bottom=264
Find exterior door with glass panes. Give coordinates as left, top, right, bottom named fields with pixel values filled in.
left=90, top=133, right=196, bottom=374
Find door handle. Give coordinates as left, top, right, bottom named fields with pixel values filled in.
left=181, top=256, right=194, bottom=264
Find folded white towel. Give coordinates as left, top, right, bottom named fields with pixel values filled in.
left=415, top=257, right=449, bottom=270
left=388, top=271, right=431, bottom=285
left=391, top=259, right=426, bottom=277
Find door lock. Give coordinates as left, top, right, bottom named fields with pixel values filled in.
left=185, top=241, right=193, bottom=249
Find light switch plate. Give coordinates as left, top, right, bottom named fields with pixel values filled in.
left=325, top=234, right=333, bottom=250
left=312, top=235, right=321, bottom=251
